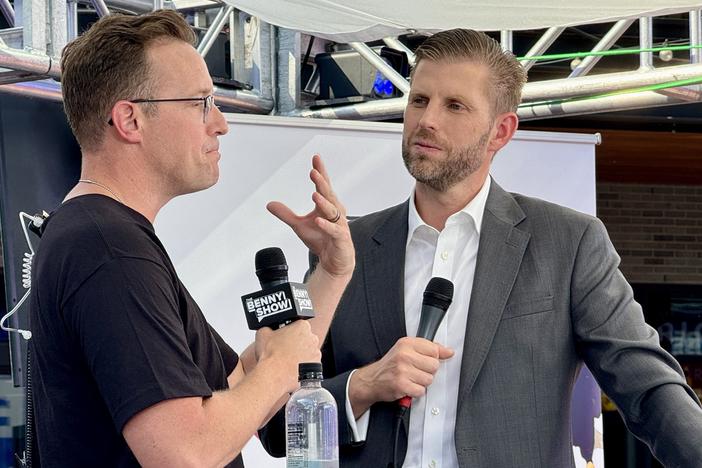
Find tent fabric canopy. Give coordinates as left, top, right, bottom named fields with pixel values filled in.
left=225, top=1, right=702, bottom=42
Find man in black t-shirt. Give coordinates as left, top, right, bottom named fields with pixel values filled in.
left=29, top=11, right=355, bottom=467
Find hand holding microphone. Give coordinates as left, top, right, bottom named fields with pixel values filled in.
left=242, top=247, right=321, bottom=392
left=398, top=277, right=454, bottom=409
left=348, top=278, right=454, bottom=418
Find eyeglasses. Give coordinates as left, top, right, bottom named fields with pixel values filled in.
left=108, top=95, right=216, bottom=125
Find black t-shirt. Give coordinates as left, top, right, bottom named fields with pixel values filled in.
left=29, top=195, right=244, bottom=467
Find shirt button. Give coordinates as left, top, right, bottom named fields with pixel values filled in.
left=440, top=251, right=449, bottom=261
left=431, top=407, right=440, bottom=416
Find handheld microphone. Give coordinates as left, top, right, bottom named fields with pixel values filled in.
left=398, top=277, right=454, bottom=409
left=241, top=247, right=315, bottom=330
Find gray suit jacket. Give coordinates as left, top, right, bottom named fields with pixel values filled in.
left=260, top=180, right=702, bottom=467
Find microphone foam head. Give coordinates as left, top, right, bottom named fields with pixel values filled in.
left=255, top=247, right=289, bottom=284
left=423, top=277, right=454, bottom=311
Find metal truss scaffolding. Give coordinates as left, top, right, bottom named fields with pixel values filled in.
left=0, top=1, right=700, bottom=121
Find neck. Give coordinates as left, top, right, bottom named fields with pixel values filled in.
left=66, top=148, right=170, bottom=223
left=414, top=173, right=489, bottom=231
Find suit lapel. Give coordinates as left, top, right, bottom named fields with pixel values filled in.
left=457, top=181, right=530, bottom=412
left=363, top=202, right=409, bottom=355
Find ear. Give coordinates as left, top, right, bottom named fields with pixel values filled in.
left=108, top=101, right=143, bottom=144
left=487, top=111, right=519, bottom=153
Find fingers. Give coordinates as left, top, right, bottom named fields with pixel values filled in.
left=311, top=191, right=341, bottom=225
left=266, top=201, right=298, bottom=227
left=310, top=155, right=334, bottom=200
left=402, top=337, right=454, bottom=359
left=311, top=154, right=331, bottom=184
left=310, top=155, right=346, bottom=223
left=437, top=344, right=455, bottom=360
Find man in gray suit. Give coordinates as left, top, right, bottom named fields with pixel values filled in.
left=259, top=28, right=702, bottom=466
left=312, top=29, right=702, bottom=467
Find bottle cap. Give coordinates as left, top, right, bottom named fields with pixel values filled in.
left=298, top=362, right=323, bottom=381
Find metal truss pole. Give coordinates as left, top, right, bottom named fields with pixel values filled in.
left=290, top=63, right=702, bottom=120
left=292, top=96, right=407, bottom=120
left=524, top=63, right=702, bottom=100
left=104, top=0, right=153, bottom=13
left=213, top=84, right=273, bottom=113
left=23, top=0, right=47, bottom=53
left=292, top=85, right=700, bottom=122
left=0, top=78, right=274, bottom=113
left=0, top=47, right=60, bottom=77
left=0, top=0, right=15, bottom=27
left=48, top=0, right=68, bottom=56
left=521, top=26, right=565, bottom=72
left=91, top=0, right=110, bottom=17
left=639, top=16, right=653, bottom=70
left=349, top=41, right=410, bottom=94
left=569, top=19, right=635, bottom=78
left=690, top=10, right=701, bottom=64
left=518, top=89, right=695, bottom=121
left=244, top=18, right=273, bottom=104
left=276, top=27, right=300, bottom=114
left=67, top=0, right=79, bottom=41
left=229, top=9, right=245, bottom=82
left=500, top=30, right=513, bottom=52
left=197, top=5, right=235, bottom=57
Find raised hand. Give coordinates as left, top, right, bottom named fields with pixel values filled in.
left=266, top=154, right=354, bottom=279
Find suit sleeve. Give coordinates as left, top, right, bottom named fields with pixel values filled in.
left=571, top=217, right=702, bottom=465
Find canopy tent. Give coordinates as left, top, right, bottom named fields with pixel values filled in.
left=224, top=1, right=702, bottom=42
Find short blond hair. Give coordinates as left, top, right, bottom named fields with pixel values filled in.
left=413, top=29, right=526, bottom=114
left=61, top=10, right=197, bottom=151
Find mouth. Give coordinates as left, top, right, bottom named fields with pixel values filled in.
left=412, top=139, right=442, bottom=151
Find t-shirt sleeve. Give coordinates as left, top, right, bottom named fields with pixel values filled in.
left=208, top=325, right=239, bottom=377
left=63, top=256, right=213, bottom=432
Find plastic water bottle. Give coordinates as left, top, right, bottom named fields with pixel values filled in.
left=286, top=362, right=339, bottom=468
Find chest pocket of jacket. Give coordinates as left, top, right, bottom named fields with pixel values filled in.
left=502, top=295, right=554, bottom=320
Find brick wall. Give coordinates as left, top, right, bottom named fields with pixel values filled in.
left=597, top=183, right=702, bottom=284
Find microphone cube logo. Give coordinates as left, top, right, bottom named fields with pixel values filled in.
left=291, top=285, right=313, bottom=311
left=245, top=290, right=294, bottom=322
left=241, top=282, right=315, bottom=330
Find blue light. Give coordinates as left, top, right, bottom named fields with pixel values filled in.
left=373, top=71, right=394, bottom=97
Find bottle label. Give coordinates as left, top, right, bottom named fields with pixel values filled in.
left=287, top=422, right=307, bottom=468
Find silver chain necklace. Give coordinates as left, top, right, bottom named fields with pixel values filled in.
left=78, top=179, right=124, bottom=204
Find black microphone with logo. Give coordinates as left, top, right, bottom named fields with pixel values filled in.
left=391, top=276, right=454, bottom=468
left=241, top=247, right=315, bottom=330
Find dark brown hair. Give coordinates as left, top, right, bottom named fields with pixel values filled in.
left=61, top=10, right=197, bottom=151
left=413, top=29, right=527, bottom=114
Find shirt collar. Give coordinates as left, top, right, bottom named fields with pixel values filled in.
left=407, top=176, right=491, bottom=246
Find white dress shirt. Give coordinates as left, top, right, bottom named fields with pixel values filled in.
left=345, top=177, right=491, bottom=468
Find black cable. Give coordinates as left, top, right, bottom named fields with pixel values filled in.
left=390, top=406, right=407, bottom=468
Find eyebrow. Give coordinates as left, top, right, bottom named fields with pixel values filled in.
left=445, top=94, right=470, bottom=103
left=188, top=88, right=213, bottom=96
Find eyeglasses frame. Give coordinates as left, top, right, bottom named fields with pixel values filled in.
left=107, top=95, right=215, bottom=125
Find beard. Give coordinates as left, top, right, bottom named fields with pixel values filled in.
left=401, top=128, right=491, bottom=192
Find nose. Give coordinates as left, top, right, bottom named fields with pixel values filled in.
left=208, top=102, right=229, bottom=136
left=417, top=101, right=441, bottom=131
